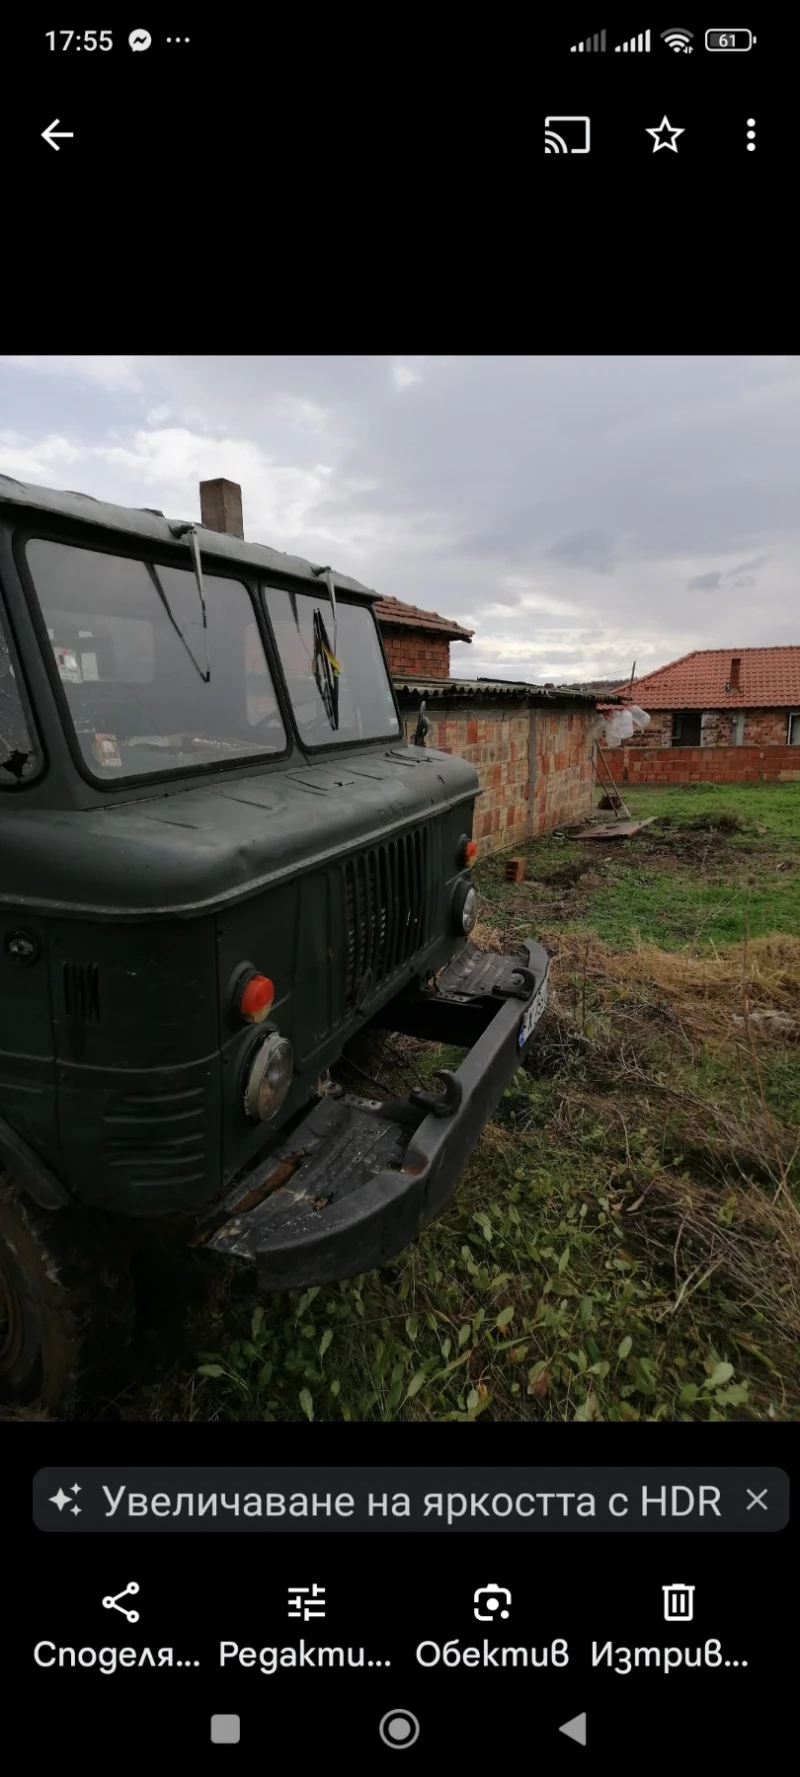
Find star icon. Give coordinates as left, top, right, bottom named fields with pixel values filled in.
left=646, top=115, right=685, bottom=153
left=49, top=1488, right=71, bottom=1511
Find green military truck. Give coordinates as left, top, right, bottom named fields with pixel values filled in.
left=0, top=474, right=549, bottom=1410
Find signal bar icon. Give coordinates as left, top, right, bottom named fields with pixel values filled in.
left=615, top=30, right=651, bottom=51
left=571, top=30, right=606, bottom=51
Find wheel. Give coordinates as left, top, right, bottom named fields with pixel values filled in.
left=0, top=1176, right=135, bottom=1413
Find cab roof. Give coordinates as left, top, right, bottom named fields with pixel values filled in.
left=0, top=472, right=378, bottom=601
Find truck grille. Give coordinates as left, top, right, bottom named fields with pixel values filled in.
left=63, top=961, right=101, bottom=1023
left=344, top=827, right=431, bottom=1012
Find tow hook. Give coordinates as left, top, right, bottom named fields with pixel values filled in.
left=409, top=1070, right=463, bottom=1119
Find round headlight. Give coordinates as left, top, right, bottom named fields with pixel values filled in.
left=244, top=1032, right=294, bottom=1122
left=452, top=881, right=478, bottom=935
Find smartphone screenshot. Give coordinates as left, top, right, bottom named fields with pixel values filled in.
left=0, top=129, right=793, bottom=1750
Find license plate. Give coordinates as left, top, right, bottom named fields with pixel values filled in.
left=518, top=979, right=548, bottom=1047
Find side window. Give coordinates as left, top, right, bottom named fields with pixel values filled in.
left=789, top=713, right=800, bottom=746
left=0, top=601, right=41, bottom=784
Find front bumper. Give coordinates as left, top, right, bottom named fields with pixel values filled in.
left=205, top=939, right=550, bottom=1290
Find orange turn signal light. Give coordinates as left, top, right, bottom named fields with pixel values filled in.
left=463, top=839, right=478, bottom=866
left=239, top=973, right=275, bottom=1023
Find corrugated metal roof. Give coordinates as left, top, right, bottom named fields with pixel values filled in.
left=393, top=676, right=615, bottom=707
left=616, top=647, right=800, bottom=710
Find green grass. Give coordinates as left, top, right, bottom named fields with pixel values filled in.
left=103, top=783, right=800, bottom=1427
left=625, top=781, right=800, bottom=841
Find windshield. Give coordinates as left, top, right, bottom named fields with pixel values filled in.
left=26, top=539, right=287, bottom=780
left=262, top=584, right=400, bottom=747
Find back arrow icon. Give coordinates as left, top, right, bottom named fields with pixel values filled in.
left=42, top=119, right=74, bottom=151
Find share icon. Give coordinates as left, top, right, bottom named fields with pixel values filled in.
left=102, top=1582, right=140, bottom=1623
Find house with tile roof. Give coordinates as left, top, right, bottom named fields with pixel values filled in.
left=615, top=647, right=800, bottom=749
left=372, top=595, right=473, bottom=680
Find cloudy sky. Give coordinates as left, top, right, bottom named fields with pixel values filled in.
left=1, top=355, right=797, bottom=684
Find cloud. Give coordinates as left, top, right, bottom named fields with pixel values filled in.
left=2, top=354, right=799, bottom=675
left=0, top=355, right=141, bottom=391
left=730, top=575, right=756, bottom=588
left=725, top=552, right=771, bottom=576
left=688, top=571, right=724, bottom=591
left=545, top=529, right=617, bottom=574
left=392, top=364, right=423, bottom=391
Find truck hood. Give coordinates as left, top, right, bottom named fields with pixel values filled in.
left=0, top=746, right=478, bottom=918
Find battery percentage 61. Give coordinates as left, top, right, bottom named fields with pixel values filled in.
left=705, top=30, right=756, bottom=50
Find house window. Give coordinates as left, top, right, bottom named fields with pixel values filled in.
left=789, top=713, right=800, bottom=745
left=732, top=712, right=745, bottom=746
left=672, top=713, right=701, bottom=746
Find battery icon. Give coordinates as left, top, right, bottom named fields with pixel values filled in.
left=705, top=29, right=756, bottom=50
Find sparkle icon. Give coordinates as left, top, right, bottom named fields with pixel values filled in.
left=646, top=115, right=685, bottom=153
left=49, top=1483, right=82, bottom=1513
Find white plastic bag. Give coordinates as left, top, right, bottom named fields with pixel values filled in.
left=628, top=705, right=651, bottom=730
left=603, top=709, right=635, bottom=744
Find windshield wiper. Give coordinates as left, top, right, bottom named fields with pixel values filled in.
left=144, top=523, right=211, bottom=683
left=310, top=564, right=341, bottom=731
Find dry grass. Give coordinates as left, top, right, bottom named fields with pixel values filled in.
left=514, top=924, right=800, bottom=1388
left=628, top=1172, right=800, bottom=1347
left=544, top=929, right=800, bottom=1041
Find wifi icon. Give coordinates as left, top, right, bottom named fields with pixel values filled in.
left=661, top=27, right=694, bottom=52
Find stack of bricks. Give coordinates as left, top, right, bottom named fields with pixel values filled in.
left=603, top=744, right=800, bottom=786
left=403, top=710, right=532, bottom=857
left=531, top=710, right=595, bottom=836
left=382, top=631, right=451, bottom=680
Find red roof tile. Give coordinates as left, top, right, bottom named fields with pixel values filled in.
left=373, top=594, right=473, bottom=641
left=616, top=647, right=800, bottom=710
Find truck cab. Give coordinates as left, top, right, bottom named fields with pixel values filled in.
left=0, top=474, right=549, bottom=1409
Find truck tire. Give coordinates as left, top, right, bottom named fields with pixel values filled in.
left=0, top=1177, right=135, bottom=1414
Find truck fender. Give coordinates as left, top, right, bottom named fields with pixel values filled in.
left=0, top=1116, right=69, bottom=1210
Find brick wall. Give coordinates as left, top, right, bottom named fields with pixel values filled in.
left=399, top=703, right=596, bottom=856
left=625, top=711, right=673, bottom=748
left=743, top=709, right=792, bottom=745
left=608, top=708, right=793, bottom=750
left=603, top=744, right=800, bottom=786
left=381, top=629, right=451, bottom=680
left=532, top=709, right=595, bottom=835
left=701, top=710, right=731, bottom=746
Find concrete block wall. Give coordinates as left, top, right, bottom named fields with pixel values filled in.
left=603, top=744, right=800, bottom=786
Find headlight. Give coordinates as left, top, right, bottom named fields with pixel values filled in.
left=452, top=881, right=478, bottom=935
left=244, top=1032, right=294, bottom=1121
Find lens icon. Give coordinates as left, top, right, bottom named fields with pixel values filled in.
left=379, top=1709, right=420, bottom=1749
